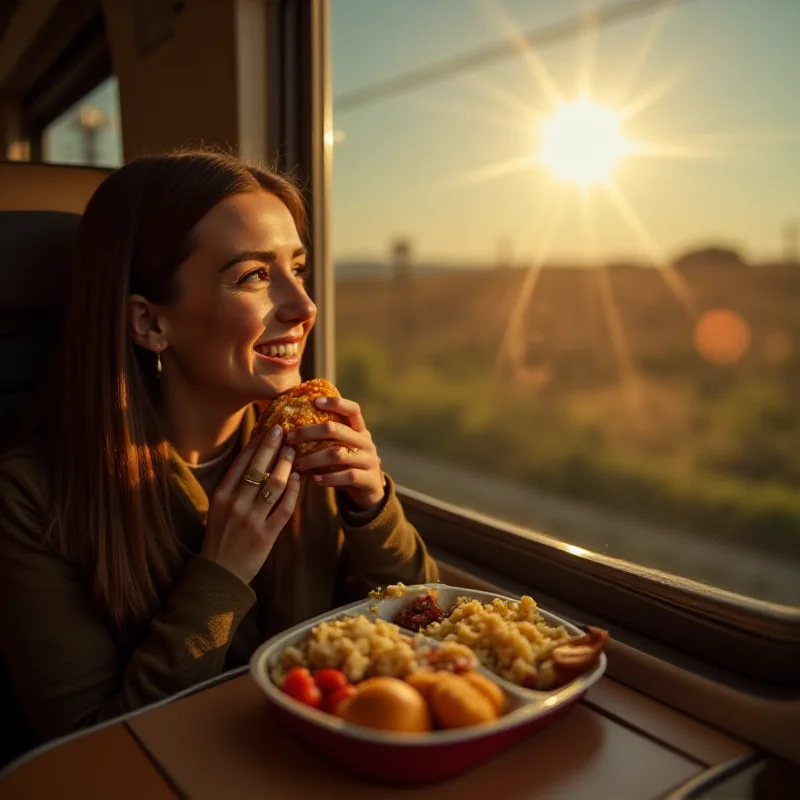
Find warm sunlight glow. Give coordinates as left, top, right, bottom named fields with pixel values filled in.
left=456, top=0, right=706, bottom=394
left=539, top=99, right=630, bottom=185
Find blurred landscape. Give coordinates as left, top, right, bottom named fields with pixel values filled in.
left=329, top=0, right=800, bottom=605
left=335, top=247, right=800, bottom=581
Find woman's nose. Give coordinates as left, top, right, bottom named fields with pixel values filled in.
left=275, top=279, right=316, bottom=325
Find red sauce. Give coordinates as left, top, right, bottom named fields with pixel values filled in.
left=394, top=594, right=447, bottom=632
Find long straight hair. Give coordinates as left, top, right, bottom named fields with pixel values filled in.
left=45, top=150, right=307, bottom=633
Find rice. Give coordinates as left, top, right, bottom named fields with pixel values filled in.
left=367, top=583, right=409, bottom=600
left=269, top=614, right=475, bottom=686
left=422, top=595, right=572, bottom=687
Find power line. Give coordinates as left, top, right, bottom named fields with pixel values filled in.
left=334, top=0, right=700, bottom=114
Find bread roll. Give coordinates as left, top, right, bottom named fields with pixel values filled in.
left=253, top=378, right=346, bottom=457
left=337, top=677, right=431, bottom=733
left=461, top=672, right=505, bottom=713
left=428, top=675, right=498, bottom=729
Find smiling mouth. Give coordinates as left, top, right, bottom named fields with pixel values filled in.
left=254, top=342, right=301, bottom=358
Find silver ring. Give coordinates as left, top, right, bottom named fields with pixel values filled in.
left=260, top=488, right=275, bottom=503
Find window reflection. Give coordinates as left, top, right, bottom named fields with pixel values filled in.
left=42, top=76, right=123, bottom=168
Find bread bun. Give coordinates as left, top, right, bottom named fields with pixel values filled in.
left=336, top=677, right=431, bottom=733
left=404, top=670, right=448, bottom=702
left=252, top=378, right=345, bottom=457
left=461, top=672, right=505, bottom=713
left=428, top=675, right=498, bottom=729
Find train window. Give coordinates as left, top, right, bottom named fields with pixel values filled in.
left=41, top=76, right=122, bottom=169
left=330, top=0, right=800, bottom=609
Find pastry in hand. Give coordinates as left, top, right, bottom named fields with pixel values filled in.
left=252, top=378, right=346, bottom=457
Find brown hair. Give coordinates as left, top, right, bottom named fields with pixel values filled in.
left=45, top=149, right=307, bottom=633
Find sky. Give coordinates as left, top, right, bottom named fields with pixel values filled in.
left=330, top=0, right=800, bottom=266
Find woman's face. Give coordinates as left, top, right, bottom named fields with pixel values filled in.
left=157, top=190, right=316, bottom=405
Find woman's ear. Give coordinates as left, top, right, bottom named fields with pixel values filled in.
left=128, top=294, right=166, bottom=352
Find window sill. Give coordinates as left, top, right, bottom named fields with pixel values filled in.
left=398, top=485, right=800, bottom=687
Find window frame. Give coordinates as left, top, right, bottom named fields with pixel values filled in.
left=296, top=0, right=800, bottom=689
left=17, top=11, right=113, bottom=162
left=401, top=489, right=800, bottom=689
left=266, top=0, right=335, bottom=383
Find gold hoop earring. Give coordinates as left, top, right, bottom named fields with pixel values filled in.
left=156, top=346, right=162, bottom=377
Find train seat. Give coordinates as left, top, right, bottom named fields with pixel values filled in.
left=0, top=161, right=107, bottom=767
left=0, top=162, right=107, bottom=444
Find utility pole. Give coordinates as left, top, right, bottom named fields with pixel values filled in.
left=783, top=219, right=799, bottom=265
left=391, top=237, right=412, bottom=285
left=391, top=237, right=414, bottom=369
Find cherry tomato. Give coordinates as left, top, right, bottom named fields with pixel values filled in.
left=282, top=667, right=322, bottom=708
left=313, top=668, right=349, bottom=694
left=322, top=684, right=357, bottom=715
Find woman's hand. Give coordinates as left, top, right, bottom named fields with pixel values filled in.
left=287, top=397, right=386, bottom=514
left=201, top=425, right=300, bottom=585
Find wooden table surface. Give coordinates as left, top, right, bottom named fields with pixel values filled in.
left=0, top=723, right=178, bottom=800
left=0, top=674, right=753, bottom=800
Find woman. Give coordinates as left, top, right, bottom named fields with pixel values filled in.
left=0, top=150, right=438, bottom=744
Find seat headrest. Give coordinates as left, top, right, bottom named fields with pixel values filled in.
left=0, top=211, right=81, bottom=313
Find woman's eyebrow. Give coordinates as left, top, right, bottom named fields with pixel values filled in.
left=219, top=246, right=307, bottom=272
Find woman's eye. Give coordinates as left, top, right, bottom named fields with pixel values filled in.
left=238, top=267, right=269, bottom=284
left=237, top=264, right=308, bottom=286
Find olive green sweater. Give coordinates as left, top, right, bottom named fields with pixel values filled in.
left=0, top=404, right=438, bottom=742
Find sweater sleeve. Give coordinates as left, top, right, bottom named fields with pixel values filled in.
left=0, top=453, right=256, bottom=742
left=334, top=473, right=439, bottom=599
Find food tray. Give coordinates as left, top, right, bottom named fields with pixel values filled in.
left=249, top=584, right=606, bottom=784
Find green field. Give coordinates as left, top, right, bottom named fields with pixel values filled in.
left=335, top=258, right=800, bottom=560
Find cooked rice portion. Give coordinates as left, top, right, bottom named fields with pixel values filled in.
left=367, top=583, right=409, bottom=600
left=422, top=595, right=572, bottom=686
left=269, top=614, right=474, bottom=686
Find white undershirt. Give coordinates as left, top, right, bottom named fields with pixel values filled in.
left=185, top=432, right=239, bottom=471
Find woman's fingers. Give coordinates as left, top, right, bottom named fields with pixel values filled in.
left=251, top=425, right=285, bottom=473
left=231, top=426, right=285, bottom=510
left=312, top=469, right=372, bottom=488
left=313, top=467, right=387, bottom=512
left=260, top=471, right=302, bottom=532
left=203, top=427, right=298, bottom=586
left=313, top=396, right=367, bottom=432
left=214, top=427, right=271, bottom=499
left=286, top=419, right=364, bottom=450
left=255, top=446, right=296, bottom=512
left=293, top=445, right=371, bottom=474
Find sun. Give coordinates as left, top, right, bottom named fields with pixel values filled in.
left=539, top=99, right=631, bottom=186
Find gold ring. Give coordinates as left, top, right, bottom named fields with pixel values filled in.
left=260, top=488, right=275, bottom=503
left=347, top=448, right=360, bottom=455
left=243, top=467, right=269, bottom=486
